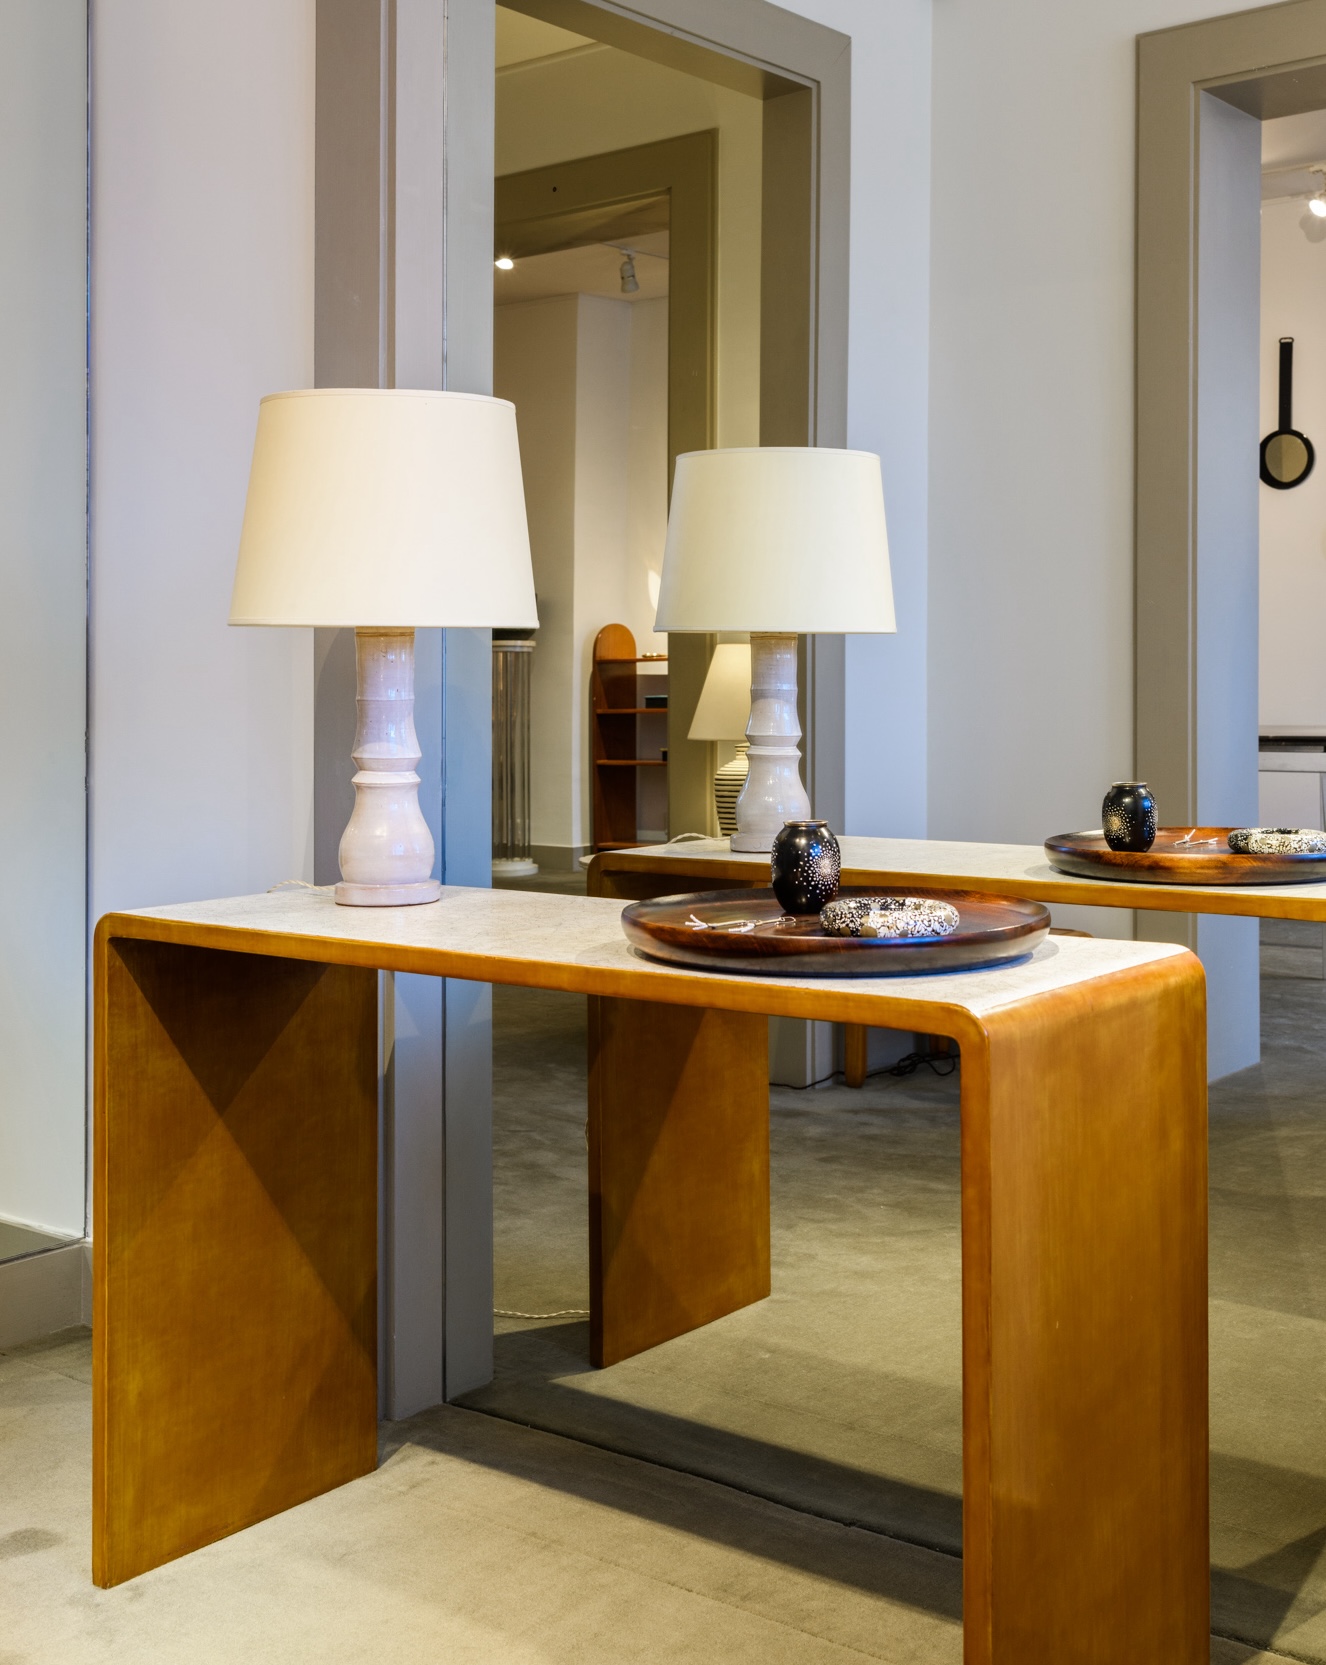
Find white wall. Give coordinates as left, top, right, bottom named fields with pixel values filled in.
left=578, top=296, right=668, bottom=657
left=496, top=42, right=762, bottom=449
left=495, top=293, right=667, bottom=855
left=921, top=0, right=1275, bottom=969
left=575, top=296, right=669, bottom=845
left=626, top=297, right=670, bottom=654
left=0, top=2, right=88, bottom=1237
left=91, top=2, right=316, bottom=931
left=1260, top=196, right=1326, bottom=726
left=494, top=296, right=580, bottom=851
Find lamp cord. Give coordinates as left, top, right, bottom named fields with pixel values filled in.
left=494, top=1307, right=589, bottom=1320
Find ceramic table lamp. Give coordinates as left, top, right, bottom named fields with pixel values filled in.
left=688, top=641, right=752, bottom=835
left=655, top=447, right=895, bottom=851
left=230, top=388, right=538, bottom=905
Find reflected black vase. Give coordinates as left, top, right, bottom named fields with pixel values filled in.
left=1102, top=782, right=1157, bottom=852
left=771, top=820, right=841, bottom=914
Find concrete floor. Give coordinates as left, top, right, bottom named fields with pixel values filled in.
left=0, top=963, right=1319, bottom=1662
left=0, top=1329, right=987, bottom=1663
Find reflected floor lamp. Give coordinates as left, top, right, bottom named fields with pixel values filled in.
left=229, top=388, right=539, bottom=905
left=655, top=448, right=895, bottom=851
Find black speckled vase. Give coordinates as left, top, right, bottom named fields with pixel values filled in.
left=1102, top=781, right=1157, bottom=852
left=771, top=820, right=842, bottom=914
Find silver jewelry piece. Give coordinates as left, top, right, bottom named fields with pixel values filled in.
left=819, top=896, right=961, bottom=939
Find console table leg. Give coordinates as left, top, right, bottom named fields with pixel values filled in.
left=843, top=1022, right=869, bottom=1087
left=93, top=937, right=379, bottom=1588
left=958, top=956, right=1208, bottom=1662
left=588, top=997, right=769, bottom=1367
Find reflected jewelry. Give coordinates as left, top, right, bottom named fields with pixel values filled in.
left=820, top=896, right=960, bottom=939
left=1228, top=827, right=1326, bottom=855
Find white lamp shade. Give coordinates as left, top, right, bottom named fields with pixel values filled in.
left=654, top=447, right=895, bottom=634
left=229, top=388, right=539, bottom=628
left=688, top=642, right=752, bottom=740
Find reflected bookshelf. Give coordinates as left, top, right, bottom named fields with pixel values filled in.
left=591, top=623, right=668, bottom=853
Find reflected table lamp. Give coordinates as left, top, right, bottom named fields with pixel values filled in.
left=688, top=641, right=752, bottom=836
left=229, top=388, right=538, bottom=905
left=655, top=447, right=895, bottom=852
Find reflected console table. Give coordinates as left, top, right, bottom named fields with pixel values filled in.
left=587, top=830, right=1326, bottom=919
left=94, top=885, right=1207, bottom=1663
left=588, top=834, right=1326, bottom=1082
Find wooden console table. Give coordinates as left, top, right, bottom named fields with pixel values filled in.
left=94, top=885, right=1207, bottom=1662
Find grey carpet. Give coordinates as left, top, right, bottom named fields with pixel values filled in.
left=461, top=975, right=1326, bottom=1663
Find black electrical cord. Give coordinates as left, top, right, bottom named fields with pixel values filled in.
left=877, top=1049, right=959, bottom=1080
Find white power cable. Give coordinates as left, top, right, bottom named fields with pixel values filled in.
left=494, top=1307, right=589, bottom=1320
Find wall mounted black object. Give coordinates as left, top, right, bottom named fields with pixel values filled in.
left=1261, top=336, right=1315, bottom=489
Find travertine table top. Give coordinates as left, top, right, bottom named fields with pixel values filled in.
left=594, top=834, right=1326, bottom=920
left=101, top=883, right=1191, bottom=1029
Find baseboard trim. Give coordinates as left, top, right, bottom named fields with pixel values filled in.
left=0, top=1241, right=90, bottom=1348
left=530, top=843, right=589, bottom=873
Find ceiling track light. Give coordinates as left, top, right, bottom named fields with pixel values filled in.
left=495, top=255, right=515, bottom=271
left=619, top=253, right=639, bottom=294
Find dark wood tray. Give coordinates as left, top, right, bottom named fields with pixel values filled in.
left=620, top=887, right=1050, bottom=976
left=1045, top=827, right=1326, bottom=885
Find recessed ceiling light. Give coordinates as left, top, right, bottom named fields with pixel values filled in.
left=495, top=256, right=515, bottom=271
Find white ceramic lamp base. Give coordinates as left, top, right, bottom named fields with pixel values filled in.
left=335, top=628, right=442, bottom=906
left=730, top=632, right=813, bottom=852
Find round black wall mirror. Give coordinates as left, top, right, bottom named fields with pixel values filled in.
left=1261, top=336, right=1315, bottom=489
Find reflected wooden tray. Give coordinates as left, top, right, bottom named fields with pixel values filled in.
left=620, top=887, right=1050, bottom=976
left=1045, top=827, right=1326, bottom=885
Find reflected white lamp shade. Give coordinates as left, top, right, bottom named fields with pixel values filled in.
left=230, top=388, right=538, bottom=905
left=656, top=448, right=894, bottom=851
left=689, top=642, right=753, bottom=837
left=687, top=643, right=752, bottom=741
left=654, top=447, right=894, bottom=635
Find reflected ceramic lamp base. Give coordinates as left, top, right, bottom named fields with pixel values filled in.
left=335, top=627, right=443, bottom=906
left=713, top=741, right=749, bottom=837
left=730, top=633, right=812, bottom=852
